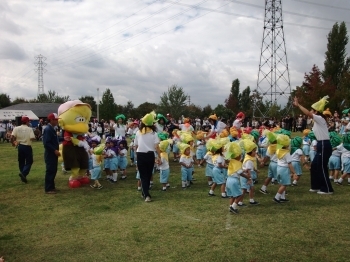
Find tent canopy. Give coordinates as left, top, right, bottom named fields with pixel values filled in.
left=0, top=110, right=39, bottom=120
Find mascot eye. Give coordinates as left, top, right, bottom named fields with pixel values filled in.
left=75, top=116, right=86, bottom=123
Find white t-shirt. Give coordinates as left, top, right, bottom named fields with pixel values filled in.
left=159, top=157, right=169, bottom=170
left=179, top=124, right=194, bottom=132
left=203, top=152, right=213, bottom=164
left=113, top=124, right=127, bottom=137
left=291, top=148, right=303, bottom=162
left=266, top=150, right=278, bottom=162
left=258, top=136, right=268, bottom=148
left=213, top=155, right=224, bottom=167
left=179, top=156, right=194, bottom=167
left=134, top=131, right=160, bottom=153
left=277, top=153, right=292, bottom=167
left=119, top=148, right=127, bottom=157
left=332, top=148, right=341, bottom=157
left=232, top=119, right=242, bottom=129
left=310, top=140, right=317, bottom=151
left=195, top=118, right=201, bottom=126
left=211, top=121, right=227, bottom=134
left=155, top=122, right=164, bottom=132
left=197, top=140, right=204, bottom=150
left=336, top=144, right=350, bottom=158
left=91, top=154, right=101, bottom=167
left=242, top=160, right=254, bottom=171
left=312, top=114, right=330, bottom=140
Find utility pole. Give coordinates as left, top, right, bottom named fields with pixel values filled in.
left=187, top=95, right=191, bottom=106
left=255, top=0, right=291, bottom=118
left=97, top=88, right=100, bottom=121
left=34, top=54, right=47, bottom=96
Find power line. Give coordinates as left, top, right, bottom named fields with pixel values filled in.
left=49, top=0, right=169, bottom=66
left=48, top=0, right=232, bottom=73
left=48, top=0, right=210, bottom=72
left=289, top=0, right=350, bottom=11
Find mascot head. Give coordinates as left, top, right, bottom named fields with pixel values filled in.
left=58, top=100, right=91, bottom=134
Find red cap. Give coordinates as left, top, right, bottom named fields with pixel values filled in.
left=21, top=116, right=30, bottom=123
left=236, top=112, right=245, bottom=119
left=47, top=113, right=59, bottom=120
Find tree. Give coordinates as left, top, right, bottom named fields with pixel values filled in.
left=99, top=88, right=117, bottom=121
left=158, top=85, right=187, bottom=119
left=202, top=104, right=213, bottom=118
left=122, top=101, right=135, bottom=118
left=225, top=79, right=240, bottom=112
left=11, top=97, right=28, bottom=105
left=323, top=22, right=350, bottom=90
left=135, top=102, right=158, bottom=119
left=0, top=93, right=11, bottom=108
left=79, top=96, right=97, bottom=113
left=240, top=86, right=251, bottom=115
left=35, top=90, right=70, bottom=103
left=294, top=65, right=335, bottom=110
left=322, top=22, right=350, bottom=111
left=213, top=104, right=234, bottom=120
left=182, top=104, right=202, bottom=119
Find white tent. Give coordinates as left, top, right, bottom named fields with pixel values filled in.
left=0, top=110, right=39, bottom=120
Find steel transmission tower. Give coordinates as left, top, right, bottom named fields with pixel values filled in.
left=254, top=0, right=291, bottom=117
left=34, top=54, right=47, bottom=96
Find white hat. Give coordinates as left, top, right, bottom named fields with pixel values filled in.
left=58, top=100, right=91, bottom=116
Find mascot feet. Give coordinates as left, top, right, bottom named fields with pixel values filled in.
left=78, top=176, right=90, bottom=185
left=69, top=179, right=81, bottom=188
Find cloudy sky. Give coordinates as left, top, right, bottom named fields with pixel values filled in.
left=1, top=0, right=350, bottom=108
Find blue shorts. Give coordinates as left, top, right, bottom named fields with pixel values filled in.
left=119, top=157, right=127, bottom=169
left=222, top=168, right=228, bottom=180
left=196, top=148, right=205, bottom=160
left=103, top=158, right=110, bottom=169
left=268, top=161, right=278, bottom=179
left=277, top=166, right=291, bottom=186
left=291, top=161, right=302, bottom=176
left=130, top=149, right=135, bottom=160
left=181, top=166, right=193, bottom=181
left=240, top=176, right=252, bottom=190
left=343, top=157, right=350, bottom=174
left=250, top=170, right=257, bottom=180
left=259, top=147, right=267, bottom=158
left=302, top=145, right=310, bottom=156
left=309, top=150, right=316, bottom=162
left=212, top=167, right=225, bottom=185
left=109, top=157, right=119, bottom=171
left=172, top=144, right=179, bottom=154
left=160, top=169, right=170, bottom=183
left=91, top=166, right=101, bottom=180
left=226, top=176, right=242, bottom=198
left=328, top=155, right=341, bottom=170
left=88, top=158, right=93, bottom=170
left=205, top=163, right=214, bottom=177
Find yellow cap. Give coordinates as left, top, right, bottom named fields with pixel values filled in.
left=177, top=142, right=190, bottom=154
left=311, top=96, right=329, bottom=112
left=219, top=129, right=229, bottom=138
left=159, top=139, right=173, bottom=152
left=178, top=131, right=194, bottom=144
left=240, top=139, right=257, bottom=153
left=230, top=127, right=238, bottom=138
left=276, top=134, right=290, bottom=148
left=224, top=141, right=242, bottom=159
left=209, top=114, right=217, bottom=121
left=323, top=108, right=332, bottom=117
left=141, top=111, right=157, bottom=126
left=196, top=131, right=206, bottom=140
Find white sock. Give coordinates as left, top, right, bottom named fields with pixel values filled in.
left=238, top=201, right=243, bottom=205
left=221, top=192, right=226, bottom=197
left=107, top=175, right=111, bottom=179
left=232, top=203, right=238, bottom=209
left=209, top=189, right=214, bottom=194
left=338, top=178, right=344, bottom=183
left=275, top=193, right=281, bottom=200
left=166, top=183, right=170, bottom=187
left=187, top=180, right=190, bottom=186
left=261, top=185, right=267, bottom=191
left=150, top=181, right=154, bottom=185
left=112, top=173, right=118, bottom=182
left=329, top=176, right=334, bottom=179
left=347, top=178, right=350, bottom=183
left=208, top=181, right=213, bottom=186
left=293, top=180, right=297, bottom=185
left=162, top=186, right=166, bottom=190
left=281, top=191, right=286, bottom=199
left=182, top=181, right=187, bottom=187
left=249, top=198, right=255, bottom=203
left=272, top=178, right=275, bottom=182
left=137, top=186, right=141, bottom=190
left=334, top=179, right=338, bottom=182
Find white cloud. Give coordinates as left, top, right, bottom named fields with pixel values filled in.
left=1, top=0, right=350, bottom=110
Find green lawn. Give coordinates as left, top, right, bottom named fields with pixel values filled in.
left=0, top=139, right=350, bottom=262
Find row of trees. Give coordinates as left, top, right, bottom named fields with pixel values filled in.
left=1, top=22, right=349, bottom=121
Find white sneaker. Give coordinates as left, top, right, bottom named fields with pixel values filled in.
left=317, top=191, right=333, bottom=195
left=145, top=196, right=152, bottom=202
left=309, top=189, right=319, bottom=193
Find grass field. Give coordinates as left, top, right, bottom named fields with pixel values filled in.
left=1, top=138, right=350, bottom=262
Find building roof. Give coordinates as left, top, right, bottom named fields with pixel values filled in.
left=1, top=103, right=61, bottom=118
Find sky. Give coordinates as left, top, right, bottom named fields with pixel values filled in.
left=1, top=0, right=350, bottom=108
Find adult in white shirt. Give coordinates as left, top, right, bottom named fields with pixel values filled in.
left=0, top=120, right=6, bottom=143
left=195, top=117, right=201, bottom=131
left=293, top=96, right=333, bottom=194
left=232, top=112, right=245, bottom=129
left=127, top=121, right=139, bottom=136
left=179, top=118, right=194, bottom=133
left=113, top=114, right=127, bottom=138
left=134, top=112, right=161, bottom=202
left=207, top=114, right=227, bottom=138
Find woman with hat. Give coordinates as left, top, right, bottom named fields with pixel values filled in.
left=233, top=112, right=245, bottom=129
left=293, top=96, right=334, bottom=194
left=207, top=114, right=227, bottom=139
left=113, top=114, right=127, bottom=139
left=134, top=111, right=161, bottom=202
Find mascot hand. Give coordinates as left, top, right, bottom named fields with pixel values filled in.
left=77, top=140, right=90, bottom=150
left=71, top=137, right=80, bottom=146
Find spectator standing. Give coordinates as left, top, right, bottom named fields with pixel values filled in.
left=0, top=120, right=6, bottom=143
left=11, top=116, right=35, bottom=183
left=43, top=113, right=61, bottom=194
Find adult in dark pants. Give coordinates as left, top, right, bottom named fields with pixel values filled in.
left=43, top=113, right=61, bottom=194
left=11, top=116, right=35, bottom=183
left=293, top=96, right=334, bottom=194
left=134, top=112, right=161, bottom=202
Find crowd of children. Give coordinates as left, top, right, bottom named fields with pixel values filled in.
left=72, top=109, right=350, bottom=215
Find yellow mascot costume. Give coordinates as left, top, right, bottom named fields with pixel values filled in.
left=58, top=100, right=92, bottom=188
